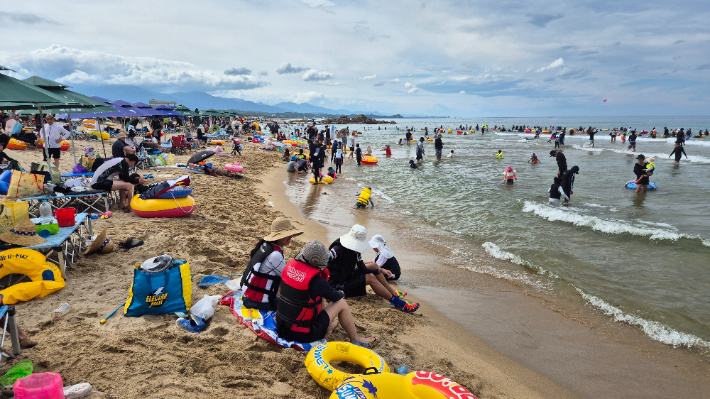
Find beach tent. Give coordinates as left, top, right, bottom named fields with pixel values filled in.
left=23, top=76, right=113, bottom=163
left=187, top=150, right=215, bottom=165
left=0, top=72, right=93, bottom=174
left=174, top=105, right=198, bottom=117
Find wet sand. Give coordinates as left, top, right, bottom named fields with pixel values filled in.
left=261, top=163, right=710, bottom=398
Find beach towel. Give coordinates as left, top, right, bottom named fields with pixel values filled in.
left=139, top=175, right=190, bottom=200
left=221, top=290, right=325, bottom=352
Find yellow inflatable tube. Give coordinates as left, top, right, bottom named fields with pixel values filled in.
left=309, top=176, right=334, bottom=184
left=0, top=249, right=65, bottom=304
left=305, top=342, right=390, bottom=391
left=330, top=371, right=477, bottom=399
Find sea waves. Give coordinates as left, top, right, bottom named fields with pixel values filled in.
left=521, top=201, right=709, bottom=246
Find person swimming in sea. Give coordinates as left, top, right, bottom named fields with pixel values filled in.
left=528, top=153, right=540, bottom=164
left=496, top=150, right=504, bottom=159
left=503, top=165, right=517, bottom=184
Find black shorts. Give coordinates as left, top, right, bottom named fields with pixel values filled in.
left=278, top=310, right=331, bottom=343
left=43, top=148, right=61, bottom=160
left=506, top=179, right=514, bottom=185
left=638, top=177, right=649, bottom=185
left=385, top=274, right=399, bottom=282
left=334, top=275, right=367, bottom=298
left=91, top=180, right=114, bottom=191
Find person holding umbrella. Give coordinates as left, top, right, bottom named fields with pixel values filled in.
left=39, top=114, right=70, bottom=168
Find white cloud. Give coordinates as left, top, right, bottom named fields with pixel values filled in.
left=224, top=67, right=251, bottom=76
left=361, top=74, right=377, bottom=80
left=536, top=58, right=565, bottom=72
left=302, top=69, right=333, bottom=82
left=405, top=82, right=419, bottom=93
left=459, top=90, right=466, bottom=94
left=276, top=62, right=308, bottom=74
left=408, top=87, right=419, bottom=93
left=389, top=78, right=400, bottom=84
left=404, top=82, right=414, bottom=88
left=258, top=71, right=268, bottom=76
left=293, top=91, right=324, bottom=104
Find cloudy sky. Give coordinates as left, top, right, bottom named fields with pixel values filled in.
left=1, top=0, right=709, bottom=116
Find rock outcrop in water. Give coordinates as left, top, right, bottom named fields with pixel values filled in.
left=322, top=114, right=396, bottom=124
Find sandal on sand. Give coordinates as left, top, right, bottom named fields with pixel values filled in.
left=64, top=383, right=92, bottom=399
left=119, top=239, right=144, bottom=249
left=393, top=290, right=407, bottom=299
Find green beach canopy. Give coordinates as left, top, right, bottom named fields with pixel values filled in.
left=174, top=105, right=198, bottom=116
left=0, top=73, right=68, bottom=108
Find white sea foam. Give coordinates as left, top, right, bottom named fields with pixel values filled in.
left=481, top=242, right=558, bottom=279
left=603, top=147, right=710, bottom=164
left=521, top=201, right=695, bottom=242
left=576, top=288, right=710, bottom=351
left=372, top=188, right=394, bottom=204
left=571, top=144, right=603, bottom=152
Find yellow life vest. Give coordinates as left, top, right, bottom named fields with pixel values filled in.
left=357, top=188, right=371, bottom=205
left=496, top=152, right=503, bottom=159
left=646, top=162, right=656, bottom=172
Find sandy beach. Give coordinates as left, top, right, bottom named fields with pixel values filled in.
left=1, top=135, right=708, bottom=398
left=0, top=137, right=550, bottom=398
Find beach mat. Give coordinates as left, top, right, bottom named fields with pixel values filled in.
left=220, top=290, right=324, bottom=351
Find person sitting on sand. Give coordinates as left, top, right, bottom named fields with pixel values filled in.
left=90, top=154, right=146, bottom=211
left=240, top=218, right=303, bottom=311
left=211, top=145, right=232, bottom=157
left=277, top=240, right=376, bottom=346
left=365, top=235, right=403, bottom=283
left=327, top=225, right=418, bottom=313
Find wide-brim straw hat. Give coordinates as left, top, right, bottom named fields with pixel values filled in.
left=263, top=217, right=303, bottom=242
left=339, top=224, right=370, bottom=254
left=84, top=229, right=114, bottom=255
left=0, top=219, right=46, bottom=246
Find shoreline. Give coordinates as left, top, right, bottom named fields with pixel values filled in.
left=260, top=162, right=710, bottom=398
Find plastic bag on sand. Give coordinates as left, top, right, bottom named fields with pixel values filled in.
left=191, top=294, right=221, bottom=320
left=224, top=279, right=242, bottom=291
left=0, top=360, right=32, bottom=385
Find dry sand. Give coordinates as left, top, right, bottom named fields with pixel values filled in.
left=0, top=137, right=558, bottom=398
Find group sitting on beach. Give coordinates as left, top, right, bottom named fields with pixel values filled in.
left=239, top=217, right=418, bottom=345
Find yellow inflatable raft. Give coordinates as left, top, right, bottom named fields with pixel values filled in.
left=0, top=249, right=65, bottom=304
left=330, top=371, right=477, bottom=399
left=309, top=176, right=334, bottom=184
left=305, top=342, right=389, bottom=391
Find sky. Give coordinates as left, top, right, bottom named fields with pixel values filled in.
left=1, top=0, right=709, bottom=117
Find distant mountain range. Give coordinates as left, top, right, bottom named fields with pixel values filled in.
left=66, top=84, right=399, bottom=117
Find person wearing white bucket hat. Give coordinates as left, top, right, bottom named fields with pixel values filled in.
left=365, top=234, right=404, bottom=290
left=327, top=225, right=419, bottom=313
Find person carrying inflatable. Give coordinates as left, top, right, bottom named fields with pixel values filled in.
left=496, top=150, right=504, bottom=160
left=527, top=153, right=539, bottom=164
left=354, top=187, right=374, bottom=209
left=240, top=218, right=303, bottom=311
left=276, top=240, right=376, bottom=346
left=327, top=225, right=418, bottom=313
left=632, top=154, right=652, bottom=194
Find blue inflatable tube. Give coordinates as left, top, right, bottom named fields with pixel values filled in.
left=0, top=170, right=13, bottom=195
left=626, top=181, right=658, bottom=190
left=153, top=188, right=193, bottom=199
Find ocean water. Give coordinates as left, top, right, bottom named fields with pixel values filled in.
left=284, top=116, right=710, bottom=354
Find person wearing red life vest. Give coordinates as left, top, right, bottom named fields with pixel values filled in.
left=277, top=240, right=375, bottom=346
left=240, top=218, right=303, bottom=311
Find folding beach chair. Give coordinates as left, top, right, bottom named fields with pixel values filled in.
left=0, top=306, right=22, bottom=365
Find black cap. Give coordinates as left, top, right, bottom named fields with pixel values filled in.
left=636, top=154, right=645, bottom=160
left=549, top=150, right=556, bottom=156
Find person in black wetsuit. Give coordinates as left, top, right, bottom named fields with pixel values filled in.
left=669, top=143, right=688, bottom=163
left=560, top=165, right=579, bottom=199
left=365, top=235, right=402, bottom=282
left=632, top=154, right=651, bottom=193
left=549, top=150, right=567, bottom=176
left=327, top=225, right=418, bottom=312
left=405, top=129, right=412, bottom=144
